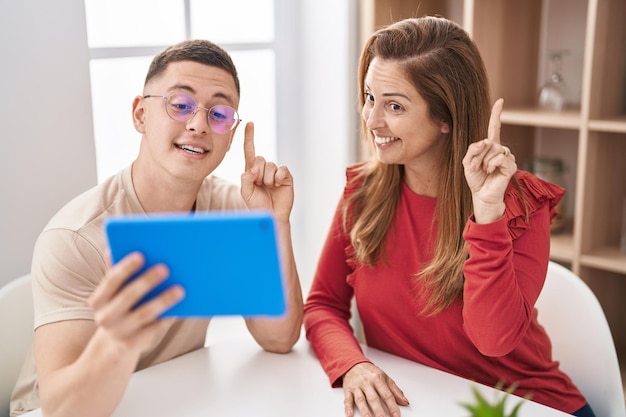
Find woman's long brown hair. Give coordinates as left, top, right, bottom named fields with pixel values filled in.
left=344, top=16, right=493, bottom=315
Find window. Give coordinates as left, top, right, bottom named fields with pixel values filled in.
left=84, top=0, right=358, bottom=289
left=84, top=0, right=277, bottom=185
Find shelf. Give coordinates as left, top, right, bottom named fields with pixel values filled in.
left=580, top=246, right=626, bottom=275
left=500, top=108, right=582, bottom=129
left=549, top=232, right=575, bottom=263
left=588, top=117, right=626, bottom=133
left=360, top=0, right=626, bottom=287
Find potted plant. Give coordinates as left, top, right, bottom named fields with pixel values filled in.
left=459, top=382, right=529, bottom=417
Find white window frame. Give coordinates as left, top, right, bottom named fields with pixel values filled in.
left=85, top=0, right=359, bottom=290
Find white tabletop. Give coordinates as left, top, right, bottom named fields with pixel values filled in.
left=22, top=333, right=570, bottom=417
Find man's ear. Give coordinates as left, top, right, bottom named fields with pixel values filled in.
left=132, top=96, right=146, bottom=133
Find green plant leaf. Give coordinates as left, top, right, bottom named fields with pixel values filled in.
left=459, top=382, right=527, bottom=417
left=508, top=400, right=525, bottom=417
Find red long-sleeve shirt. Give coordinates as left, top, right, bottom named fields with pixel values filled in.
left=303, top=167, right=587, bottom=414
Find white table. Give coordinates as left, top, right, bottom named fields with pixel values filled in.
left=22, top=333, right=571, bottom=417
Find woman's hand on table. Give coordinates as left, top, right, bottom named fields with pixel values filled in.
left=342, top=362, right=409, bottom=417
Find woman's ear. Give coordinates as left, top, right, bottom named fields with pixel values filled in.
left=441, top=122, right=450, bottom=134
left=132, top=96, right=146, bottom=133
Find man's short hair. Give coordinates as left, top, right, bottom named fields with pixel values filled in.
left=145, top=39, right=240, bottom=96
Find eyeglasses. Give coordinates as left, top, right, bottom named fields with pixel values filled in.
left=143, top=92, right=241, bottom=134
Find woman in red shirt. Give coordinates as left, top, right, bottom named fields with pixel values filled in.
left=303, top=16, right=594, bottom=417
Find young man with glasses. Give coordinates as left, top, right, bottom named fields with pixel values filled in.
left=10, top=40, right=303, bottom=417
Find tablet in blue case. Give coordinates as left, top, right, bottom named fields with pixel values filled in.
left=104, top=211, right=286, bottom=318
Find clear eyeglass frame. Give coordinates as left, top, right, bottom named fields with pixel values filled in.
left=144, top=92, right=241, bottom=134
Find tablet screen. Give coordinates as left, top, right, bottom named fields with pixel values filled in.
left=104, top=211, right=286, bottom=318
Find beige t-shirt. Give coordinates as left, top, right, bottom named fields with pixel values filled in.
left=10, top=165, right=246, bottom=416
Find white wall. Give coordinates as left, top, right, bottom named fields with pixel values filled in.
left=0, top=0, right=97, bottom=287
left=283, top=0, right=360, bottom=289
left=0, top=0, right=358, bottom=292
left=209, top=0, right=360, bottom=344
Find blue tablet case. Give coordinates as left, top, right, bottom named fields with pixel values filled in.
left=104, top=211, right=286, bottom=318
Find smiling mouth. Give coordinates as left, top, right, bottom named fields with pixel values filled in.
left=176, top=144, right=207, bottom=154
left=375, top=136, right=400, bottom=144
